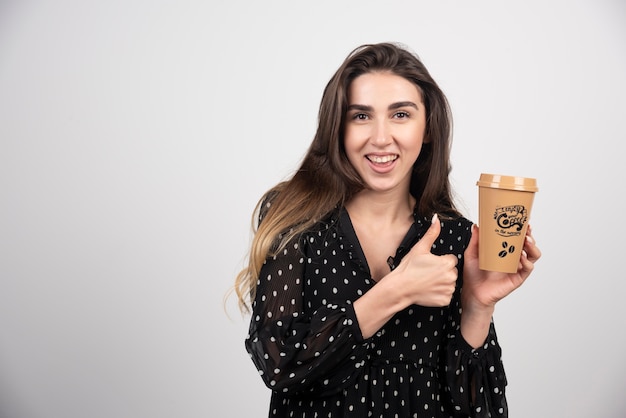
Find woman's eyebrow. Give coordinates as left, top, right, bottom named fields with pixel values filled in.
left=388, top=101, right=418, bottom=110
left=347, top=102, right=419, bottom=112
left=346, top=104, right=373, bottom=112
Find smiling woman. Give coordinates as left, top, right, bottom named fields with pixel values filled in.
left=232, top=42, right=541, bottom=418
left=344, top=72, right=427, bottom=197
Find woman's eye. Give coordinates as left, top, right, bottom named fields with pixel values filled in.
left=352, top=113, right=368, bottom=120
left=394, top=111, right=409, bottom=119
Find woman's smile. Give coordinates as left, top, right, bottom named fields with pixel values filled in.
left=365, top=153, right=399, bottom=173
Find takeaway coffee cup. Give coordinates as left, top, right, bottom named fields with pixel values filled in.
left=476, top=173, right=538, bottom=273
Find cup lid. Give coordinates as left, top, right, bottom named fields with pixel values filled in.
left=476, top=173, right=538, bottom=192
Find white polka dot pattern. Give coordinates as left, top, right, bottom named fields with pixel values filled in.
left=245, top=204, right=508, bottom=417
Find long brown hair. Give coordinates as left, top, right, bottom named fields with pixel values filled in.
left=233, top=42, right=459, bottom=313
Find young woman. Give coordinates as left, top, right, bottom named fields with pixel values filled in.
left=234, top=42, right=541, bottom=418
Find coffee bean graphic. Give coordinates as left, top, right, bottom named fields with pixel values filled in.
left=498, top=241, right=512, bottom=258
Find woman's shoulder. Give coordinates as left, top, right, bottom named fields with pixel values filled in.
left=413, top=209, right=473, bottom=229
left=413, top=211, right=473, bottom=246
left=257, top=190, right=278, bottom=225
left=440, top=215, right=474, bottom=251
left=440, top=214, right=474, bottom=236
left=444, top=215, right=473, bottom=229
left=305, top=206, right=342, bottom=235
left=258, top=186, right=340, bottom=241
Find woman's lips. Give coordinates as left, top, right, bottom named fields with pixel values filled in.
left=365, top=154, right=398, bottom=173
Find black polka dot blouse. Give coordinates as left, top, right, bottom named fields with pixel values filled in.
left=245, top=205, right=508, bottom=417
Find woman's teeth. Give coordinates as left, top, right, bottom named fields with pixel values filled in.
left=368, top=155, right=398, bottom=163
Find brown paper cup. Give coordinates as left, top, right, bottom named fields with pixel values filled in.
left=476, top=173, right=538, bottom=273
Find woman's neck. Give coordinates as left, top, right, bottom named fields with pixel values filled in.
left=345, top=189, right=416, bottom=226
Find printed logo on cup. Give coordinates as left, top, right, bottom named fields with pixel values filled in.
left=493, top=204, right=528, bottom=237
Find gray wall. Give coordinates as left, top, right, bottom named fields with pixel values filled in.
left=1, top=0, right=625, bottom=417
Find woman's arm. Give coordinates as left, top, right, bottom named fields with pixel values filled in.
left=461, top=224, right=541, bottom=347
left=245, top=233, right=367, bottom=396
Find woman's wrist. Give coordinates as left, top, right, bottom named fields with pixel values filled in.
left=354, top=272, right=409, bottom=339
left=460, top=300, right=495, bottom=349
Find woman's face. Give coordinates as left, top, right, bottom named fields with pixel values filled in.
left=344, top=71, right=427, bottom=196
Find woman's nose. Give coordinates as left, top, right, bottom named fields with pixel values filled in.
left=371, top=120, right=392, bottom=146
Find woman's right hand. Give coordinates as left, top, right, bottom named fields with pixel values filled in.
left=354, top=215, right=459, bottom=339
left=392, top=214, right=459, bottom=307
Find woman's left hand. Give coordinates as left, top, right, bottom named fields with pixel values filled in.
left=462, top=224, right=542, bottom=312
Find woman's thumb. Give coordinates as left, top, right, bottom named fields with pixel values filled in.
left=414, top=213, right=441, bottom=254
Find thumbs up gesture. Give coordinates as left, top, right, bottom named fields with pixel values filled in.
left=392, top=214, right=459, bottom=307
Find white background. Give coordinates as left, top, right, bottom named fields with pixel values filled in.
left=1, top=1, right=625, bottom=417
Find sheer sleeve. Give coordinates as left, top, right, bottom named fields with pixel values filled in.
left=441, top=224, right=509, bottom=417
left=244, top=230, right=368, bottom=396
left=445, top=321, right=508, bottom=417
